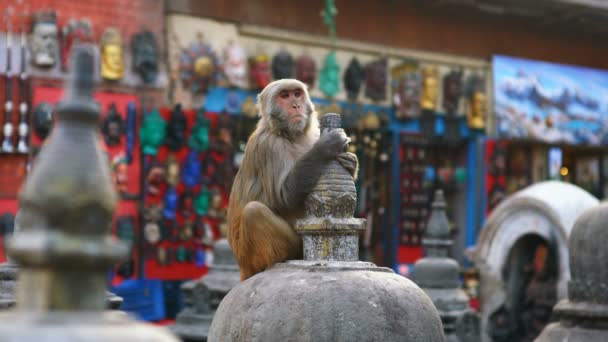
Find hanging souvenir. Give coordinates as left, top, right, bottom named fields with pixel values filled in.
left=165, top=104, right=187, bottom=151
left=131, top=30, right=159, bottom=84
left=144, top=222, right=161, bottom=244
left=111, top=154, right=129, bottom=194
left=33, top=102, right=55, bottom=140
left=61, top=18, right=93, bottom=71
left=162, top=187, right=179, bottom=220
left=101, top=103, right=125, bottom=146
left=189, top=109, right=211, bottom=152
left=194, top=187, right=212, bottom=216
left=116, top=216, right=136, bottom=248
left=465, top=73, right=487, bottom=130
left=295, top=53, right=316, bottom=90
left=100, top=27, right=125, bottom=80
left=365, top=58, right=388, bottom=102
left=221, top=41, right=248, bottom=89
left=179, top=34, right=218, bottom=94
left=225, top=91, right=242, bottom=114
left=241, top=96, right=258, bottom=118
left=208, top=190, right=225, bottom=219
left=211, top=113, right=233, bottom=154
left=420, top=65, right=439, bottom=111
left=180, top=190, right=195, bottom=220
left=319, top=51, right=340, bottom=98
left=125, top=102, right=136, bottom=164
left=343, top=57, right=364, bottom=101
left=31, top=10, right=58, bottom=68
left=391, top=61, right=421, bottom=120
left=17, top=13, right=29, bottom=154
left=443, top=69, right=463, bottom=116
left=249, top=53, right=271, bottom=91
left=272, top=49, right=294, bottom=80
left=182, top=150, right=202, bottom=189
left=140, top=108, right=167, bottom=155
left=165, top=154, right=181, bottom=187
left=145, top=164, right=165, bottom=199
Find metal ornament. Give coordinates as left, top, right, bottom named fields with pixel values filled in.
left=179, top=35, right=218, bottom=94
left=2, top=9, right=14, bottom=153
left=30, top=10, right=58, bottom=68
left=131, top=31, right=159, bottom=84
left=100, top=27, right=125, bottom=80
left=17, top=9, right=29, bottom=154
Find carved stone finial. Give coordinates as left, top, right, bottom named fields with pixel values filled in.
left=295, top=113, right=366, bottom=262
left=0, top=44, right=178, bottom=341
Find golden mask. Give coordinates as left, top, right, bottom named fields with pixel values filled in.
left=101, top=28, right=124, bottom=80
left=421, top=66, right=439, bottom=111
left=467, top=91, right=486, bottom=130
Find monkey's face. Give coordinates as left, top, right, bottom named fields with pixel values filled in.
left=272, top=87, right=312, bottom=134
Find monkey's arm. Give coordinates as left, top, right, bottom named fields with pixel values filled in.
left=277, top=148, right=329, bottom=211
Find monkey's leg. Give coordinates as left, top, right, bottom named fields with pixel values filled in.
left=238, top=201, right=302, bottom=280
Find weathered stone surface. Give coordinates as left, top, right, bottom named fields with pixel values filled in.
left=536, top=202, right=608, bottom=342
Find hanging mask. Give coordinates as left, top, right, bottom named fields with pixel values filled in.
left=61, top=18, right=93, bottom=71
left=221, top=41, right=248, bottom=88
left=33, top=102, right=55, bottom=140
left=111, top=154, right=129, bottom=194
left=249, top=53, right=271, bottom=91
left=295, top=54, right=316, bottom=90
left=116, top=216, right=136, bottom=248
left=343, top=57, right=364, bottom=101
left=179, top=35, right=218, bottom=94
left=165, top=154, right=181, bottom=187
left=465, top=74, right=487, bottom=130
left=102, top=103, right=125, bottom=146
left=31, top=10, right=59, bottom=68
left=319, top=51, right=340, bottom=98
left=145, top=164, right=165, bottom=198
left=143, top=203, right=163, bottom=223
left=165, top=104, right=187, bottom=151
left=392, top=62, right=421, bottom=120
left=225, top=91, right=242, bottom=114
left=140, top=108, right=167, bottom=155
left=421, top=65, right=439, bottom=111
left=195, top=187, right=212, bottom=216
left=100, top=27, right=125, bottom=81
left=157, top=246, right=167, bottom=265
left=162, top=187, right=179, bottom=220
left=181, top=219, right=194, bottom=241
left=131, top=31, right=159, bottom=84
left=365, top=58, right=388, bottom=102
left=272, top=50, right=294, bottom=80
left=180, top=190, right=195, bottom=219
left=443, top=69, right=463, bottom=116
left=189, top=109, right=211, bottom=152
left=143, top=225, right=159, bottom=248
left=182, top=150, right=202, bottom=189
left=241, top=96, right=258, bottom=119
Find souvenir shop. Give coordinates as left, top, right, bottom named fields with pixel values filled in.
left=0, top=1, right=492, bottom=321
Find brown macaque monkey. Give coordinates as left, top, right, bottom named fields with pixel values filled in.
left=227, top=79, right=358, bottom=280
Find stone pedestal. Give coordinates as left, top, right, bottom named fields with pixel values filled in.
left=208, top=112, right=444, bottom=342
left=171, top=239, right=240, bottom=341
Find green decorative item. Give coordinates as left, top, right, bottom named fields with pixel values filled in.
left=189, top=109, right=211, bottom=152
left=177, top=246, right=186, bottom=263
left=321, top=0, right=338, bottom=40
left=319, top=51, right=340, bottom=98
left=140, top=108, right=167, bottom=155
left=454, top=167, right=467, bottom=184
left=194, top=187, right=212, bottom=215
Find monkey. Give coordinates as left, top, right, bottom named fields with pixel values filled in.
left=227, top=79, right=358, bottom=280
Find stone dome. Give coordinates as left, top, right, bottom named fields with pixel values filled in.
left=208, top=261, right=444, bottom=342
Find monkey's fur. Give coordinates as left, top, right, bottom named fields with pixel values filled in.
left=227, top=79, right=358, bottom=280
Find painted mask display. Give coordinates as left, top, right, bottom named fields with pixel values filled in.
left=179, top=35, right=218, bottom=94
left=365, top=58, right=388, bottom=102
left=165, top=104, right=187, bottom=151
left=319, top=51, right=340, bottom=98
left=443, top=69, right=463, bottom=116
left=343, top=57, right=364, bottom=101
left=249, top=53, right=271, bottom=91
left=221, top=41, right=248, bottom=88
left=131, top=30, right=159, bottom=84
left=100, top=27, right=125, bottom=80
left=272, top=49, right=294, bottom=80
left=31, top=10, right=59, bottom=67
left=101, top=103, right=125, bottom=146
left=295, top=53, right=316, bottom=90
left=392, top=62, right=421, bottom=120
left=61, top=18, right=93, bottom=71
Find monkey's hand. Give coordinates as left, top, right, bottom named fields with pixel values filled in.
left=315, top=128, right=350, bottom=159
left=337, top=152, right=359, bottom=179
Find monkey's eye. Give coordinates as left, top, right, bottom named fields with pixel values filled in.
left=294, top=89, right=302, bottom=98
left=280, top=91, right=290, bottom=99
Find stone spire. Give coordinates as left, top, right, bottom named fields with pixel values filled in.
left=536, top=202, right=608, bottom=341
left=412, top=189, right=480, bottom=342
left=0, top=44, right=178, bottom=341
left=208, top=113, right=444, bottom=342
